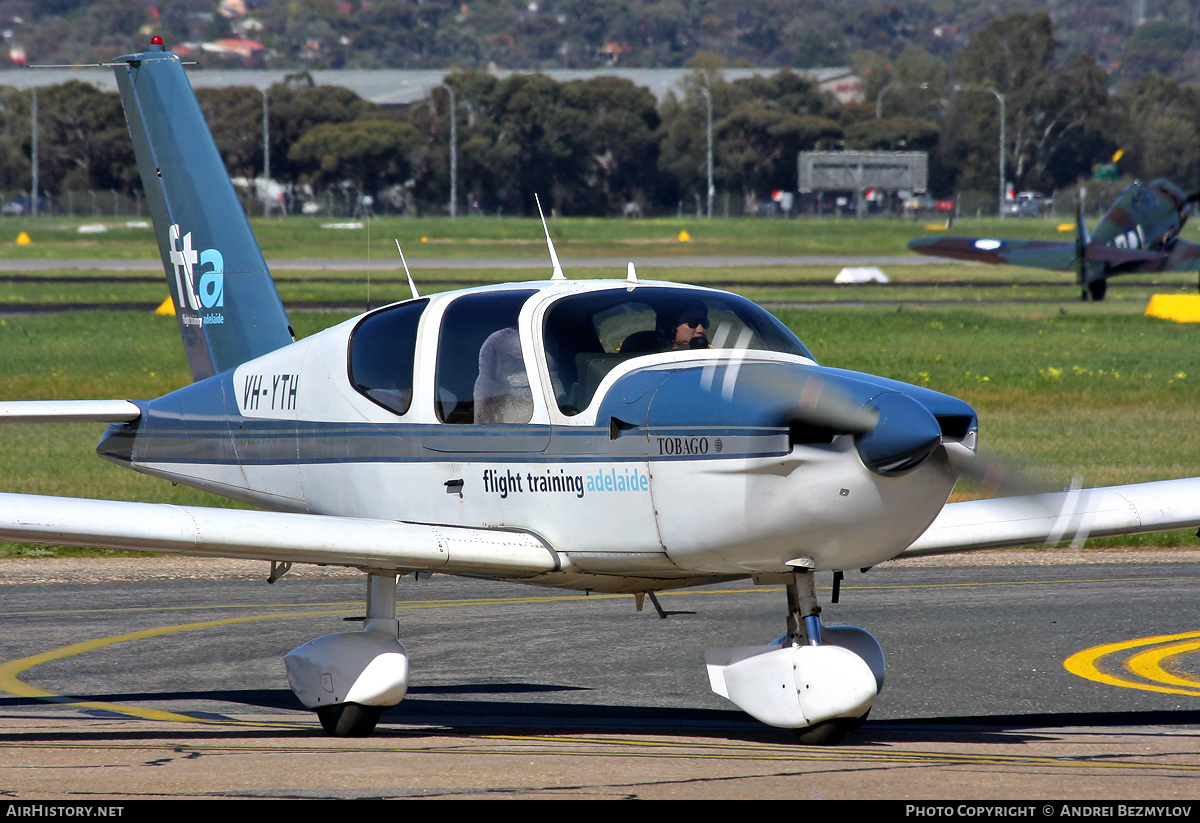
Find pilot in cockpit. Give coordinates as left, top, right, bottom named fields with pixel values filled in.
left=667, top=304, right=710, bottom=351
left=620, top=301, right=710, bottom=353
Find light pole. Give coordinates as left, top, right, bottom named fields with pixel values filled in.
left=443, top=84, right=457, bottom=219
left=30, top=87, right=37, bottom=217
left=952, top=84, right=1006, bottom=218
left=698, top=85, right=713, bottom=219
left=874, top=81, right=929, bottom=119
left=261, top=88, right=270, bottom=183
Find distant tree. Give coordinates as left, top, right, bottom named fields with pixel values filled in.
left=861, top=44, right=950, bottom=122
left=1140, top=117, right=1200, bottom=186
left=197, top=87, right=268, bottom=181
left=558, top=76, right=662, bottom=213
left=478, top=73, right=573, bottom=214
left=4, top=0, right=1200, bottom=79
left=659, top=67, right=841, bottom=210
left=34, top=81, right=136, bottom=193
left=266, top=82, right=376, bottom=184
left=408, top=69, right=661, bottom=216
left=945, top=13, right=1111, bottom=196
left=288, top=119, right=420, bottom=195
left=845, top=117, right=939, bottom=152
left=1119, top=21, right=1192, bottom=84
left=1112, top=74, right=1200, bottom=185
left=20, top=0, right=153, bottom=64
left=656, top=88, right=708, bottom=211
left=0, top=88, right=33, bottom=194
left=720, top=105, right=841, bottom=204
left=158, top=0, right=229, bottom=47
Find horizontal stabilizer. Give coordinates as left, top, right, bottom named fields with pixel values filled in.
left=908, top=236, right=1076, bottom=271
left=0, top=400, right=141, bottom=424
left=0, top=493, right=561, bottom=576
left=900, top=477, right=1200, bottom=557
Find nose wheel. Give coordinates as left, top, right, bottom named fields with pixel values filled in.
left=792, top=716, right=858, bottom=745
left=705, top=568, right=884, bottom=743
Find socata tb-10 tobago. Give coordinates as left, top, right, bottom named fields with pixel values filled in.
left=3, top=38, right=1200, bottom=743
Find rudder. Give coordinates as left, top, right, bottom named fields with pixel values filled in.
left=114, top=39, right=293, bottom=381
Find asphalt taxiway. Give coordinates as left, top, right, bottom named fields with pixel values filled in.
left=1, top=557, right=1198, bottom=799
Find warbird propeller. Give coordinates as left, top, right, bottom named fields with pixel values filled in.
left=909, top=179, right=1200, bottom=301
left=5, top=40, right=1200, bottom=743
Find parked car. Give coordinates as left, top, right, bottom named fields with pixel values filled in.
left=1004, top=192, right=1043, bottom=217
left=1, top=195, right=48, bottom=216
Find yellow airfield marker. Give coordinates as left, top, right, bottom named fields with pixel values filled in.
left=678, top=230, right=691, bottom=242
left=923, top=224, right=947, bottom=231
left=1145, top=294, right=1200, bottom=323
left=15, top=231, right=30, bottom=244
left=1057, top=223, right=1074, bottom=231
left=155, top=296, right=176, bottom=315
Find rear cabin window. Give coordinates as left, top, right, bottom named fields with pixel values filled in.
left=436, top=290, right=537, bottom=424
left=542, top=287, right=813, bottom=415
left=348, top=299, right=427, bottom=415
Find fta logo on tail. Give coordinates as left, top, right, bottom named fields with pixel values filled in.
left=168, top=224, right=224, bottom=312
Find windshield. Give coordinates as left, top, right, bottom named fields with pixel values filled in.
left=543, top=287, right=813, bottom=414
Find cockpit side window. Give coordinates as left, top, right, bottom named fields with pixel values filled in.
left=436, top=290, right=537, bottom=424
left=543, top=287, right=813, bottom=415
left=348, top=299, right=428, bottom=416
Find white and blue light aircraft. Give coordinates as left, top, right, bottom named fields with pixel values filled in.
left=4, top=39, right=1200, bottom=743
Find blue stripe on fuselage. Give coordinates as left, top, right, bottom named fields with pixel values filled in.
left=104, top=415, right=790, bottom=466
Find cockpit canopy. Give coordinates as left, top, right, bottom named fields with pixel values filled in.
left=1149, top=179, right=1187, bottom=210
left=543, top=286, right=814, bottom=414
left=346, top=284, right=814, bottom=422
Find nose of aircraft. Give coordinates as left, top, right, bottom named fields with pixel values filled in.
left=756, top=369, right=946, bottom=476
left=633, top=362, right=963, bottom=479
left=853, top=391, right=943, bottom=476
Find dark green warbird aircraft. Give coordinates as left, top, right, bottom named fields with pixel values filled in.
left=908, top=179, right=1200, bottom=301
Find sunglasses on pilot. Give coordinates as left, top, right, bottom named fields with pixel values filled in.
left=679, top=316, right=709, bottom=329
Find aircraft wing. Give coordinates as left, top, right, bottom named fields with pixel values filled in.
left=0, top=400, right=141, bottom=423
left=0, top=493, right=560, bottom=576
left=1084, top=245, right=1168, bottom=269
left=908, top=236, right=1077, bottom=271
left=899, top=477, right=1200, bottom=558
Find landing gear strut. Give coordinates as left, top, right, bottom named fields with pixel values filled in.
left=705, top=568, right=884, bottom=744
left=285, top=571, right=410, bottom=737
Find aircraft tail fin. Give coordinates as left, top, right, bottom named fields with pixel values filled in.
left=113, top=39, right=293, bottom=382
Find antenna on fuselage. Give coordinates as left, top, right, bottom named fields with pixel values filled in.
left=626, top=261, right=638, bottom=286
left=535, top=194, right=566, bottom=281
left=394, top=240, right=419, bottom=299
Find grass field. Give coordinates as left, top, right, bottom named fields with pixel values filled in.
left=1, top=214, right=1199, bottom=556
left=0, top=212, right=1121, bottom=261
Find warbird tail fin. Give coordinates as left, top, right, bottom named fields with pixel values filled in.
left=113, top=37, right=293, bottom=382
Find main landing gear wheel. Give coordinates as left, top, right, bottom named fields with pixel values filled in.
left=792, top=718, right=854, bottom=746
left=1085, top=278, right=1107, bottom=301
left=285, top=574, right=410, bottom=738
left=316, top=702, right=382, bottom=737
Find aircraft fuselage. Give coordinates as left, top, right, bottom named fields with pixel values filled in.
left=97, top=281, right=973, bottom=587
